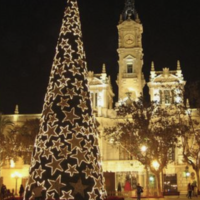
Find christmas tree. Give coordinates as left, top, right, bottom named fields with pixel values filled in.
left=24, top=0, right=105, bottom=199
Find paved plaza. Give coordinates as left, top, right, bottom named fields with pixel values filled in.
left=124, top=196, right=200, bottom=200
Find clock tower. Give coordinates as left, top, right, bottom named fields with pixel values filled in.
left=116, top=0, right=145, bottom=102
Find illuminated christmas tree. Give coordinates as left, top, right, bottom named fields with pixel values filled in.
left=24, top=0, right=105, bottom=199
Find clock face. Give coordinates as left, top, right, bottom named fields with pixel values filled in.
left=124, top=34, right=134, bottom=45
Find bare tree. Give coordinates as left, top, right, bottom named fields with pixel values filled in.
left=103, top=97, right=189, bottom=196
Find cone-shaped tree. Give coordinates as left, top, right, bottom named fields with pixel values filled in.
left=24, top=1, right=105, bottom=199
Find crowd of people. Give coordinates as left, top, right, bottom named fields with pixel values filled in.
left=0, top=184, right=24, bottom=199
left=187, top=181, right=198, bottom=199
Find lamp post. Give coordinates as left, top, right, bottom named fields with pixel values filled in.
left=184, top=166, right=190, bottom=179
left=151, top=160, right=160, bottom=196
left=141, top=145, right=149, bottom=197
left=11, top=172, right=22, bottom=196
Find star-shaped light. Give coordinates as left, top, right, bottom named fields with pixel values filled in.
left=53, top=58, right=62, bottom=66
left=66, top=134, right=83, bottom=151
left=42, top=148, right=52, bottom=160
left=82, top=113, right=90, bottom=124
left=60, top=190, right=74, bottom=200
left=71, top=78, right=83, bottom=91
left=50, top=83, right=64, bottom=100
left=87, top=153, right=97, bottom=164
left=70, top=178, right=88, bottom=198
left=60, top=126, right=71, bottom=138
left=94, top=176, right=103, bottom=190
left=44, top=124, right=58, bottom=140
left=57, top=97, right=70, bottom=109
left=71, top=148, right=88, bottom=167
left=52, top=138, right=64, bottom=151
left=35, top=165, right=46, bottom=179
left=59, top=146, right=70, bottom=158
left=42, top=102, right=54, bottom=119
left=58, top=76, right=70, bottom=87
left=72, top=123, right=82, bottom=134
left=65, top=164, right=79, bottom=177
left=88, top=190, right=98, bottom=200
left=46, top=192, right=55, bottom=200
left=62, top=108, right=80, bottom=126
left=48, top=113, right=58, bottom=125
left=84, top=140, right=93, bottom=152
left=64, top=46, right=75, bottom=58
left=80, top=90, right=89, bottom=100
left=83, top=166, right=93, bottom=179
left=59, top=38, right=69, bottom=49
left=33, top=151, right=42, bottom=163
left=46, top=156, right=64, bottom=175
left=69, top=65, right=80, bottom=76
left=47, top=175, right=66, bottom=194
left=77, top=99, right=88, bottom=111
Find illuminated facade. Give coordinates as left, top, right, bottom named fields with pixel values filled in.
left=148, top=61, right=186, bottom=104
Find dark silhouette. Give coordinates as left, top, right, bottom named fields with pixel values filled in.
left=19, top=184, right=24, bottom=197
left=187, top=183, right=192, bottom=199
left=1, top=184, right=7, bottom=200
left=136, top=183, right=143, bottom=200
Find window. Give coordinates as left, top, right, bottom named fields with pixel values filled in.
left=127, top=64, right=133, bottom=73
left=163, top=174, right=178, bottom=193
left=159, top=90, right=172, bottom=104
left=164, top=90, right=171, bottom=104
left=168, top=147, right=175, bottom=161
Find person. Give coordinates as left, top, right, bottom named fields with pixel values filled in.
left=187, top=183, right=192, bottom=199
left=19, top=184, right=24, bottom=197
left=1, top=184, right=7, bottom=200
left=136, top=183, right=143, bottom=200
left=192, top=181, right=198, bottom=197
left=117, top=182, right=122, bottom=196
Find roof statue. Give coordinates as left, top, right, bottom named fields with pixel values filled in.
left=122, top=0, right=138, bottom=21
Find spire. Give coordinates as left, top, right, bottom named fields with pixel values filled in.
left=135, top=13, right=141, bottom=23
left=24, top=1, right=105, bottom=200
left=150, top=61, right=156, bottom=80
left=177, top=60, right=181, bottom=70
left=14, top=104, right=19, bottom=114
left=102, top=63, right=106, bottom=73
left=151, top=61, right=155, bottom=71
left=122, top=0, right=138, bottom=21
left=186, top=98, right=190, bottom=109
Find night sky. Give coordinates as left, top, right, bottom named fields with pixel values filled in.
left=0, top=0, right=200, bottom=114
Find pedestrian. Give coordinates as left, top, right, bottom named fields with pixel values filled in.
left=187, top=183, right=192, bottom=199
left=136, top=183, right=143, bottom=200
left=19, top=184, right=24, bottom=197
left=192, top=181, right=197, bottom=197
left=1, top=184, right=7, bottom=200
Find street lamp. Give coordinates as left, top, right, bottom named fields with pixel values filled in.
left=184, top=166, right=190, bottom=178
left=140, top=145, right=149, bottom=197
left=141, top=145, right=148, bottom=153
left=11, top=172, right=22, bottom=196
left=152, top=160, right=160, bottom=171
